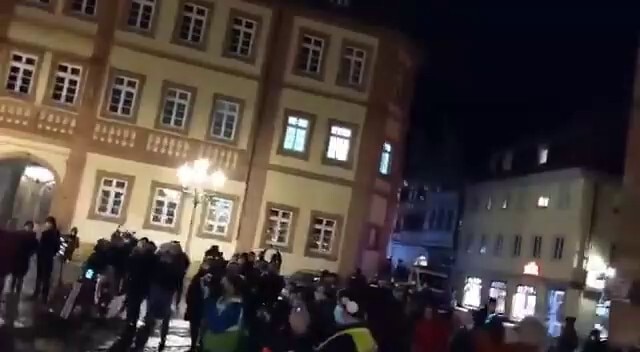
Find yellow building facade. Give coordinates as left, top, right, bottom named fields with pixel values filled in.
left=0, top=0, right=417, bottom=275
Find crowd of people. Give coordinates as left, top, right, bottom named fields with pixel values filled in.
left=0, top=216, right=78, bottom=303
left=1, top=220, right=615, bottom=352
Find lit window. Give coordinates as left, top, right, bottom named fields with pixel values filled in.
left=511, top=285, right=537, bottom=321
left=553, top=236, right=565, bottom=260
left=70, top=0, right=97, bottom=16
left=5, top=52, right=37, bottom=95
left=462, top=277, right=482, bottom=308
left=108, top=75, right=139, bottom=117
left=532, top=235, right=543, bottom=258
left=538, top=145, right=549, bottom=165
left=178, top=2, right=208, bottom=44
left=485, top=197, right=492, bottom=210
left=308, top=216, right=337, bottom=254
left=161, top=87, right=192, bottom=129
left=513, top=234, right=522, bottom=257
left=340, top=45, right=367, bottom=86
left=228, top=16, right=257, bottom=58
left=282, top=115, right=310, bottom=153
left=210, top=98, right=240, bottom=141
left=326, top=124, right=353, bottom=162
left=150, top=187, right=182, bottom=227
left=51, top=63, right=82, bottom=105
left=494, top=234, right=504, bottom=256
left=202, top=197, right=234, bottom=236
left=297, top=34, right=325, bottom=75
left=537, top=196, right=550, bottom=208
left=127, top=0, right=156, bottom=31
left=379, top=142, right=392, bottom=175
left=501, top=194, right=509, bottom=209
left=95, top=177, right=128, bottom=218
left=489, top=281, right=507, bottom=314
left=266, top=207, right=293, bottom=246
left=479, top=234, right=488, bottom=254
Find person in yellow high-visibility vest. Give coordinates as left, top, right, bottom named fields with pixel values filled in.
left=290, top=288, right=378, bottom=352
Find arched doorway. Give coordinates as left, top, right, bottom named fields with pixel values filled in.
left=0, top=158, right=57, bottom=230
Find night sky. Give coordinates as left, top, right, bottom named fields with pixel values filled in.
left=359, top=2, right=639, bottom=185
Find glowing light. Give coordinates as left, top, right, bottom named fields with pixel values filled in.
left=23, top=166, right=55, bottom=183
left=523, top=261, right=539, bottom=276
left=177, top=159, right=226, bottom=190
left=606, top=267, right=616, bottom=278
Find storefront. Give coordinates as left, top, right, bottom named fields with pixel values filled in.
left=547, top=290, right=566, bottom=337
left=511, top=285, right=537, bottom=321
left=463, top=276, right=483, bottom=308
left=489, top=281, right=507, bottom=314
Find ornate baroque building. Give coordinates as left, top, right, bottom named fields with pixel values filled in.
left=0, top=0, right=418, bottom=275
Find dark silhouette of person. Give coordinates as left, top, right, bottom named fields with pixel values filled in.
left=34, top=216, right=61, bottom=303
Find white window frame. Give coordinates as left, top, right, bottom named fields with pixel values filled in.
left=202, top=196, right=234, bottom=236
left=553, top=236, right=565, bottom=260
left=210, top=98, right=240, bottom=141
left=379, top=142, right=392, bottom=175
left=342, top=46, right=367, bottom=86
left=149, top=187, right=182, bottom=228
left=309, top=216, right=337, bottom=254
left=179, top=2, right=208, bottom=44
left=537, top=196, right=550, bottom=208
left=51, top=63, right=83, bottom=105
left=161, top=87, right=191, bottom=129
left=108, top=75, right=139, bottom=117
left=127, top=0, right=156, bottom=31
left=266, top=207, right=293, bottom=246
left=228, top=16, right=257, bottom=58
left=326, top=123, right=353, bottom=162
left=95, top=177, right=128, bottom=218
left=298, top=34, right=325, bottom=75
left=5, top=51, right=37, bottom=95
left=70, top=0, right=97, bottom=16
left=282, top=115, right=310, bottom=153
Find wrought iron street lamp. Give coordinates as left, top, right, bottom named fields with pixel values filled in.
left=177, top=158, right=227, bottom=257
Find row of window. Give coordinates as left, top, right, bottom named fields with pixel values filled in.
left=3, top=50, right=394, bottom=173
left=496, top=145, right=550, bottom=173
left=24, top=0, right=372, bottom=90
left=93, top=171, right=342, bottom=257
left=468, top=185, right=571, bottom=212
left=278, top=111, right=393, bottom=172
left=463, top=233, right=566, bottom=260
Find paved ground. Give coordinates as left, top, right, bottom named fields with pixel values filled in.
left=1, top=259, right=193, bottom=352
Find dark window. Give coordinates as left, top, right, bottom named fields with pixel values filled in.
left=513, top=235, right=522, bottom=257
left=532, top=236, right=543, bottom=258
left=553, top=236, right=565, bottom=260
left=494, top=234, right=504, bottom=256
left=445, top=210, right=454, bottom=230
left=435, top=209, right=445, bottom=230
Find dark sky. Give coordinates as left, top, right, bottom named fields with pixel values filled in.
left=360, top=2, right=640, bottom=185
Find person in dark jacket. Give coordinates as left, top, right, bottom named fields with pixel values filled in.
left=132, top=243, right=185, bottom=352
left=34, top=216, right=61, bottom=303
left=10, top=221, right=38, bottom=295
left=184, top=258, right=215, bottom=352
left=557, top=317, right=579, bottom=352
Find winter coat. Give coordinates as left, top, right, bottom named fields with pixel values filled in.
left=13, top=231, right=38, bottom=276
left=38, top=229, right=61, bottom=261
left=0, top=230, right=21, bottom=277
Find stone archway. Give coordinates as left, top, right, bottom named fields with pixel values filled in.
left=0, top=156, right=59, bottom=230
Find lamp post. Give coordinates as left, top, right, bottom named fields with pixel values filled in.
left=177, top=158, right=227, bottom=257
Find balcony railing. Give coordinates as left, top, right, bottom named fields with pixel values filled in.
left=0, top=97, right=242, bottom=175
